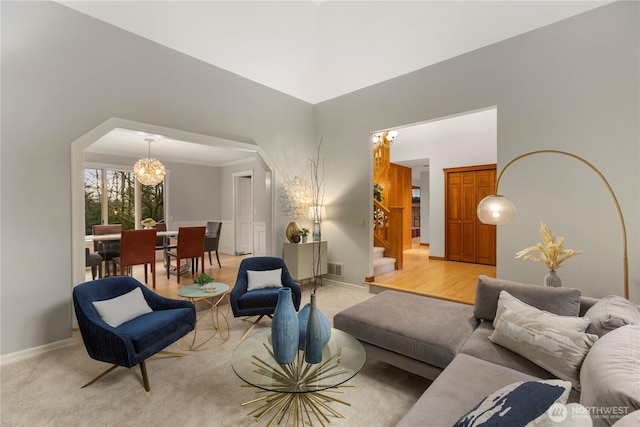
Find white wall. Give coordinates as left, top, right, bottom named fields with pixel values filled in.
left=315, top=2, right=638, bottom=301
left=1, top=1, right=638, bottom=358
left=0, top=1, right=315, bottom=355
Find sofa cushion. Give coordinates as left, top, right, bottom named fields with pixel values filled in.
left=397, top=354, right=544, bottom=427
left=117, top=308, right=195, bottom=353
left=580, top=325, right=640, bottom=426
left=583, top=295, right=640, bottom=337
left=613, top=411, right=640, bottom=427
left=459, top=322, right=558, bottom=379
left=474, top=276, right=581, bottom=321
left=333, top=290, right=479, bottom=369
left=454, top=379, right=572, bottom=427
left=495, top=291, right=590, bottom=332
left=490, top=308, right=598, bottom=390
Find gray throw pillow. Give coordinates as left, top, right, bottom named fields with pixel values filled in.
left=580, top=325, right=640, bottom=425
left=474, top=275, right=582, bottom=321
left=583, top=295, right=640, bottom=336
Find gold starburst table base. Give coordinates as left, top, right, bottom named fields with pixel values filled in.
left=232, top=329, right=366, bottom=426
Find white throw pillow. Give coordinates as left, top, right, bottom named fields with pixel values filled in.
left=92, top=287, right=153, bottom=328
left=494, top=291, right=590, bottom=333
left=490, top=307, right=598, bottom=390
left=247, top=269, right=283, bottom=291
left=454, top=379, right=572, bottom=427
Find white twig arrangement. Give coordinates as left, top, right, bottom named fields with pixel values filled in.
left=515, top=223, right=582, bottom=271
left=309, top=140, right=325, bottom=294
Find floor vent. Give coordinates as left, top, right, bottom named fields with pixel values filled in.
left=327, top=262, right=343, bottom=277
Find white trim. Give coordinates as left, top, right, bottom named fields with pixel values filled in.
left=0, top=337, right=78, bottom=366
left=322, top=278, right=369, bottom=292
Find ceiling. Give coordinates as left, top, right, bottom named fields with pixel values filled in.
left=69, top=1, right=610, bottom=167
left=86, top=128, right=258, bottom=167
left=59, top=0, right=610, bottom=104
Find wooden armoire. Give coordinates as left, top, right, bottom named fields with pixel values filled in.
left=444, top=164, right=496, bottom=265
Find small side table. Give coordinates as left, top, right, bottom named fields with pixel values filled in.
left=177, top=283, right=230, bottom=351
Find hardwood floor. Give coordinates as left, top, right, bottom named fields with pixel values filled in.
left=86, top=252, right=253, bottom=300
left=85, top=238, right=495, bottom=305
left=369, top=238, right=496, bottom=305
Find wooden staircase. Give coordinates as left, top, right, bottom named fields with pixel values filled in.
left=372, top=133, right=404, bottom=275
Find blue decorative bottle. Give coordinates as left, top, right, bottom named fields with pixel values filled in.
left=304, top=294, right=325, bottom=364
left=271, top=288, right=299, bottom=365
left=298, top=295, right=331, bottom=351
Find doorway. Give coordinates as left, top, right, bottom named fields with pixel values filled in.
left=234, top=171, right=254, bottom=255
left=71, top=118, right=271, bottom=289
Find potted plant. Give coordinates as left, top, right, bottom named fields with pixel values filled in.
left=374, top=183, right=384, bottom=203
left=194, top=273, right=215, bottom=291
left=298, top=228, right=310, bottom=243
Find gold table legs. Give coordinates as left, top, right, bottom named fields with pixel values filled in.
left=178, top=293, right=230, bottom=351
left=240, top=345, right=354, bottom=426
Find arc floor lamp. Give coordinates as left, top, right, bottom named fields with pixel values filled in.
left=476, top=149, right=629, bottom=299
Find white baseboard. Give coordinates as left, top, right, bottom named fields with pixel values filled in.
left=0, top=336, right=78, bottom=366
left=322, top=278, right=369, bottom=292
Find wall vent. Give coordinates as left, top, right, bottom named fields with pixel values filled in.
left=327, top=262, right=343, bottom=277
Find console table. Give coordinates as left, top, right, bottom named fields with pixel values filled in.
left=282, top=241, right=327, bottom=281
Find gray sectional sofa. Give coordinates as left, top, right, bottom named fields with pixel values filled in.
left=334, top=276, right=640, bottom=426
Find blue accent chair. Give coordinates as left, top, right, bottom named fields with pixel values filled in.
left=73, top=276, right=196, bottom=391
left=230, top=257, right=302, bottom=339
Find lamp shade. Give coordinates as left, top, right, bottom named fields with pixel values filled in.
left=477, top=195, right=515, bottom=225
left=308, top=205, right=326, bottom=221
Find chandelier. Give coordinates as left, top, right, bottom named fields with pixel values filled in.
left=372, top=130, right=398, bottom=147
left=134, top=138, right=165, bottom=186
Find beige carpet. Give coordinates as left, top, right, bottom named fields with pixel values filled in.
left=1, top=285, right=430, bottom=426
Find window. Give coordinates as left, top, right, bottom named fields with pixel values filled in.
left=84, top=167, right=165, bottom=234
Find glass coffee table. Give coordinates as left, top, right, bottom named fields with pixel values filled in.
left=176, top=283, right=230, bottom=351
left=231, top=328, right=366, bottom=426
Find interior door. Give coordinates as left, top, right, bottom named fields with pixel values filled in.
left=234, top=175, right=253, bottom=255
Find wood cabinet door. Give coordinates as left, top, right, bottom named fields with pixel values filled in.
left=446, top=172, right=463, bottom=261
left=444, top=165, right=496, bottom=265
left=476, top=169, right=496, bottom=265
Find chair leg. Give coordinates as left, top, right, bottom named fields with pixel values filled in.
left=216, top=250, right=221, bottom=268
left=139, top=360, right=150, bottom=392
left=91, top=265, right=98, bottom=280
left=241, top=315, right=271, bottom=340
left=208, top=251, right=212, bottom=266
left=81, top=364, right=119, bottom=389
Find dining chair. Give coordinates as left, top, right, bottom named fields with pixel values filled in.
left=113, top=229, right=158, bottom=289
left=85, top=248, right=103, bottom=280
left=92, top=224, right=122, bottom=277
left=166, top=226, right=206, bottom=284
left=204, top=221, right=222, bottom=268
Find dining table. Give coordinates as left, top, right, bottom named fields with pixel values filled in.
left=85, top=230, right=180, bottom=277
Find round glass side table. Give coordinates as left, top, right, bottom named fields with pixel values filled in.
left=176, top=282, right=230, bottom=351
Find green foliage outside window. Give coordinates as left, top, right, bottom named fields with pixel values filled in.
left=84, top=168, right=164, bottom=235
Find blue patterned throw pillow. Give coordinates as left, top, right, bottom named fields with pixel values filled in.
left=454, top=380, right=572, bottom=427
